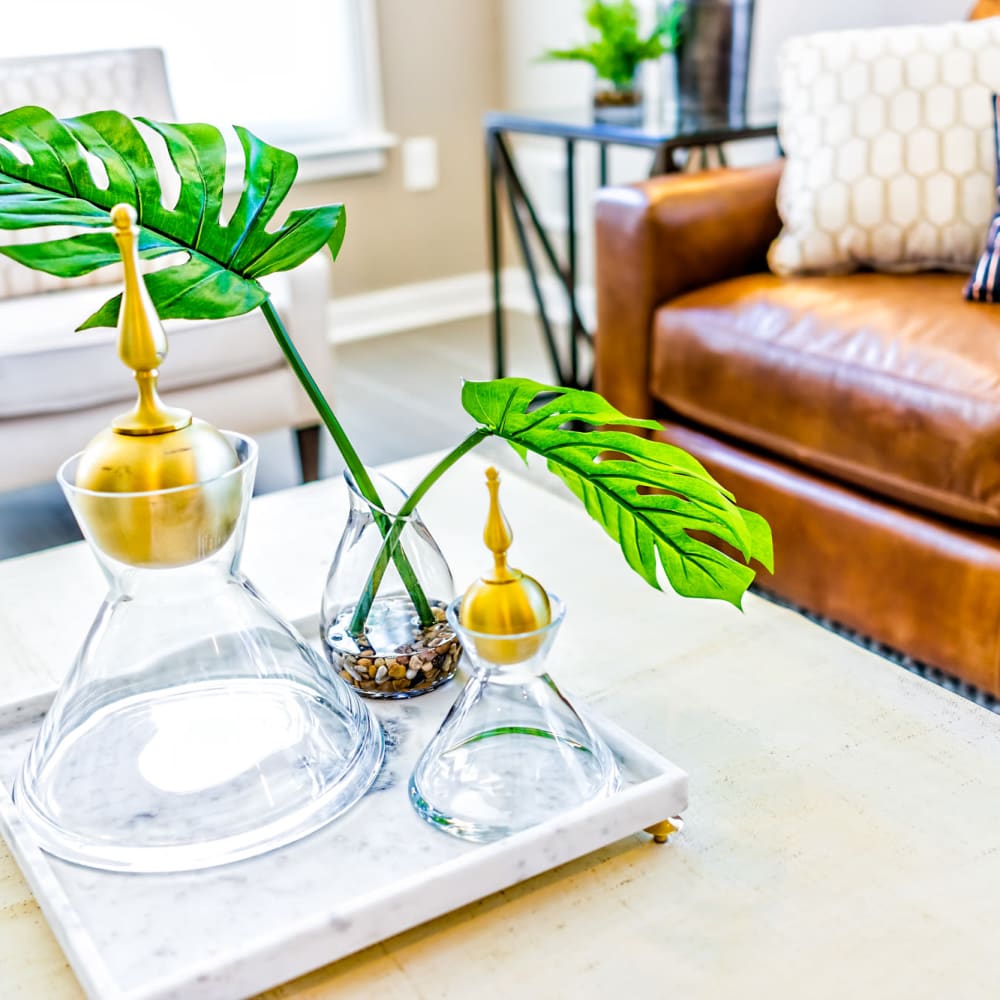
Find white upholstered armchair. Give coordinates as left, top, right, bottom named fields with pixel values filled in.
left=0, top=48, right=334, bottom=491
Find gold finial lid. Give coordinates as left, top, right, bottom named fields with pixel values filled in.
left=460, top=468, right=551, bottom=658
left=74, top=204, right=238, bottom=504
left=108, top=203, right=191, bottom=436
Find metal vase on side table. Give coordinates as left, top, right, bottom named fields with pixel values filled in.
left=667, top=0, right=755, bottom=122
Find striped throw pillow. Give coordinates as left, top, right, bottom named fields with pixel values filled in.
left=966, top=94, right=1000, bottom=303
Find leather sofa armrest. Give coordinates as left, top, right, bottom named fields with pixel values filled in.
left=594, top=160, right=783, bottom=419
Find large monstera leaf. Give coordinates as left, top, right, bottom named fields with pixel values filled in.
left=0, top=105, right=345, bottom=328
left=462, top=378, right=773, bottom=607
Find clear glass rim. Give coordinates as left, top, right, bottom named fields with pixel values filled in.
left=343, top=467, right=417, bottom=520
left=57, top=430, right=257, bottom=500
left=446, top=591, right=566, bottom=643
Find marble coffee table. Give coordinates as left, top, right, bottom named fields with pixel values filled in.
left=3, top=450, right=1000, bottom=999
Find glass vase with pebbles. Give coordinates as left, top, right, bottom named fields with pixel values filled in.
left=322, top=470, right=461, bottom=698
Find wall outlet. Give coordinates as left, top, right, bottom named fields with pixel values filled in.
left=402, top=136, right=438, bottom=192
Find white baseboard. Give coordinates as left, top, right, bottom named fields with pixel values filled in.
left=328, top=272, right=491, bottom=344
left=328, top=268, right=595, bottom=345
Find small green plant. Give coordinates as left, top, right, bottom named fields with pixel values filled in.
left=0, top=105, right=770, bottom=633
left=544, top=0, right=685, bottom=88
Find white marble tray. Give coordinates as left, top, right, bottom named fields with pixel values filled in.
left=0, top=650, right=688, bottom=1000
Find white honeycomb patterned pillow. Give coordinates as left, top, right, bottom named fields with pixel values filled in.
left=769, top=19, right=1000, bottom=276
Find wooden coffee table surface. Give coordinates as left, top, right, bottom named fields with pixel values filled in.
left=3, top=452, right=1000, bottom=999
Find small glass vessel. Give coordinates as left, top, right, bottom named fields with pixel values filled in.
left=409, top=594, right=621, bottom=843
left=14, top=433, right=384, bottom=873
left=321, top=470, right=460, bottom=698
left=593, top=69, right=644, bottom=125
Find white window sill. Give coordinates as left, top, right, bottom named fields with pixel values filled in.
left=281, top=131, right=398, bottom=183
left=219, top=130, right=397, bottom=191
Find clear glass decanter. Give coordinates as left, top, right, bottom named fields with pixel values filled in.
left=14, top=433, right=384, bottom=872
left=409, top=468, right=619, bottom=842
left=409, top=594, right=620, bottom=842
left=14, top=204, right=382, bottom=872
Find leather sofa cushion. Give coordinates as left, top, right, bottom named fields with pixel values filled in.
left=0, top=272, right=294, bottom=419
left=650, top=271, right=1000, bottom=527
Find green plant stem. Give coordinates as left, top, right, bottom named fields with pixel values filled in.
left=259, top=297, right=434, bottom=629
left=348, top=426, right=491, bottom=635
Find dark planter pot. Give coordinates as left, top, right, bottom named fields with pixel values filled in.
left=673, top=0, right=755, bottom=121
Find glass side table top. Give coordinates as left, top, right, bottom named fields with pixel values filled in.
left=484, top=101, right=779, bottom=147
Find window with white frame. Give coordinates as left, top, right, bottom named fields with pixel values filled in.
left=0, top=0, right=393, bottom=180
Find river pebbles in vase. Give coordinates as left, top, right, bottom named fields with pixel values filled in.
left=330, top=602, right=462, bottom=698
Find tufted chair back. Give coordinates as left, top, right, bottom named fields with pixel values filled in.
left=0, top=48, right=175, bottom=298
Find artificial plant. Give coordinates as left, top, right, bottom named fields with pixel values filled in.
left=543, top=0, right=685, bottom=89
left=0, top=105, right=771, bottom=633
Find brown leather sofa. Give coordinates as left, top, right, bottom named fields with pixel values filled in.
left=594, top=160, right=1000, bottom=697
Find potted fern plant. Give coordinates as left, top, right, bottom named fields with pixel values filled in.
left=544, top=0, right=684, bottom=123
left=0, top=105, right=772, bottom=697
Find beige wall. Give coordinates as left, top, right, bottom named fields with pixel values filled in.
left=287, top=0, right=503, bottom=297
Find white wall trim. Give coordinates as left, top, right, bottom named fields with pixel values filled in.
left=328, top=269, right=594, bottom=345
left=329, top=272, right=493, bottom=344
left=500, top=268, right=596, bottom=328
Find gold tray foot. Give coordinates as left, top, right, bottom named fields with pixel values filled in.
left=644, top=817, right=683, bottom=844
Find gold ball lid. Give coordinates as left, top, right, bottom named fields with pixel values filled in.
left=73, top=204, right=240, bottom=567
left=460, top=467, right=551, bottom=663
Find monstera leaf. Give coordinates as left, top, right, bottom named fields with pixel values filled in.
left=0, top=106, right=345, bottom=329
left=462, top=378, right=773, bottom=607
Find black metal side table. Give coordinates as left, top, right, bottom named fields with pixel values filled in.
left=485, top=105, right=779, bottom=390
